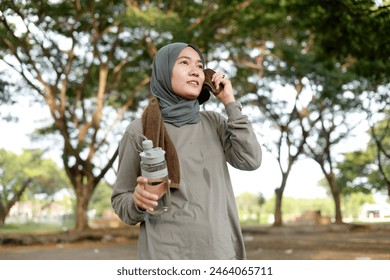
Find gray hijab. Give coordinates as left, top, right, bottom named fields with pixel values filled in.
left=150, top=42, right=206, bottom=127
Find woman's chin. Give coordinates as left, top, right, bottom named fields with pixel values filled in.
left=177, top=92, right=201, bottom=100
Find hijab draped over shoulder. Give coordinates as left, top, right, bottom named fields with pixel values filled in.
left=150, top=42, right=206, bottom=127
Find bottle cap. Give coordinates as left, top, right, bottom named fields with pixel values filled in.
left=140, top=140, right=166, bottom=165
left=142, top=140, right=153, bottom=151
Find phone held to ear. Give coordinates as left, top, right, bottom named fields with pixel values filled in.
left=202, top=68, right=223, bottom=96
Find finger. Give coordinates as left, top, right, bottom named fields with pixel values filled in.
left=137, top=186, right=159, bottom=201
left=212, top=73, right=226, bottom=90
left=212, top=73, right=223, bottom=82
left=137, top=176, right=148, bottom=185
left=134, top=191, right=156, bottom=212
left=134, top=183, right=158, bottom=211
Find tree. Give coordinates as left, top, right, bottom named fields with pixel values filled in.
left=0, top=148, right=70, bottom=225
left=296, top=0, right=390, bottom=200
left=336, top=116, right=390, bottom=196
left=286, top=0, right=390, bottom=80
left=0, top=0, right=269, bottom=231
left=343, top=193, right=375, bottom=220
left=264, top=195, right=335, bottom=223
left=257, top=192, right=266, bottom=224
left=254, top=84, right=309, bottom=226
left=1, top=0, right=389, bottom=230
left=280, top=0, right=390, bottom=224
left=367, top=109, right=390, bottom=196
left=236, top=192, right=266, bottom=224
left=0, top=0, right=164, bottom=230
left=203, top=0, right=314, bottom=227
left=89, top=181, right=113, bottom=218
left=335, top=150, right=376, bottom=195
left=303, top=94, right=366, bottom=224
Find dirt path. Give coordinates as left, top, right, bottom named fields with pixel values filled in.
left=244, top=230, right=390, bottom=260
left=1, top=224, right=389, bottom=260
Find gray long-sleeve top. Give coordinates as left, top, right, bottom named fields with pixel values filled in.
left=111, top=101, right=262, bottom=259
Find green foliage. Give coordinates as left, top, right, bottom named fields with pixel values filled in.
left=236, top=192, right=267, bottom=224
left=278, top=196, right=334, bottom=221
left=88, top=181, right=113, bottom=217
left=342, top=192, right=374, bottom=219
left=236, top=192, right=337, bottom=224
left=0, top=148, right=72, bottom=224
left=286, top=0, right=390, bottom=77
left=0, top=148, right=70, bottom=199
left=0, top=222, right=73, bottom=233
left=336, top=116, right=390, bottom=195
left=124, top=4, right=180, bottom=30
left=337, top=150, right=376, bottom=194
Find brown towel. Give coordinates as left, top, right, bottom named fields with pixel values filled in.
left=141, top=96, right=180, bottom=188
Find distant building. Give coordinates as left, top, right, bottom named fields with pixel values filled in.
left=359, top=202, right=390, bottom=221
left=7, top=201, right=72, bottom=224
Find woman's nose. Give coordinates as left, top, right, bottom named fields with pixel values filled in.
left=189, top=66, right=200, bottom=76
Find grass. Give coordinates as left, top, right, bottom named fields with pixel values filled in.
left=0, top=222, right=74, bottom=234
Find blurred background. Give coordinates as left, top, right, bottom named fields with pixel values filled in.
left=0, top=0, right=389, bottom=241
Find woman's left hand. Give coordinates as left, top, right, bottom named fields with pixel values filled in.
left=212, top=72, right=235, bottom=106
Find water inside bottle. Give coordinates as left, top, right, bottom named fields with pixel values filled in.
left=145, top=178, right=170, bottom=215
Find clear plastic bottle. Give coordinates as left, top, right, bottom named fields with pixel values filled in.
left=139, top=140, right=171, bottom=215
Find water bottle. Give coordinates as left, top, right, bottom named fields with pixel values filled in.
left=139, top=139, right=171, bottom=215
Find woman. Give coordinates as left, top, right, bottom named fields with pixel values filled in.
left=111, top=42, right=262, bottom=259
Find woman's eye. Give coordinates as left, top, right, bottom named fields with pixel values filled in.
left=180, top=60, right=189, bottom=65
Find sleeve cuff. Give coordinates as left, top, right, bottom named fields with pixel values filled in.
left=129, top=197, right=147, bottom=222
left=225, top=101, right=243, bottom=118
left=133, top=202, right=147, bottom=214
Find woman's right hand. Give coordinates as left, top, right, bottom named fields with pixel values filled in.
left=133, top=176, right=158, bottom=212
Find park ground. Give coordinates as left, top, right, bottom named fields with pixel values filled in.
left=0, top=223, right=389, bottom=260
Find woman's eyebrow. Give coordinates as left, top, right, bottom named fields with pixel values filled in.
left=177, top=55, right=203, bottom=64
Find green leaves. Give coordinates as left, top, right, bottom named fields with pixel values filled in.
left=0, top=149, right=70, bottom=199
left=0, top=148, right=71, bottom=224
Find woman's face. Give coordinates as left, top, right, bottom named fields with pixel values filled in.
left=171, top=47, right=205, bottom=100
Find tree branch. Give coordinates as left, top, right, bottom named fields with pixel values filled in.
left=5, top=178, right=32, bottom=213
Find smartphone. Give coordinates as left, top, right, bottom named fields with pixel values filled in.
left=202, top=68, right=223, bottom=96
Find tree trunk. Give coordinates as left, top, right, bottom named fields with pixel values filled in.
left=327, top=173, right=343, bottom=224
left=64, top=150, right=118, bottom=231
left=273, top=189, right=283, bottom=226
left=0, top=213, right=5, bottom=226
left=74, top=182, right=95, bottom=231
left=0, top=199, right=6, bottom=226
left=273, top=176, right=288, bottom=226
left=332, top=190, right=343, bottom=224
left=0, top=178, right=32, bottom=227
